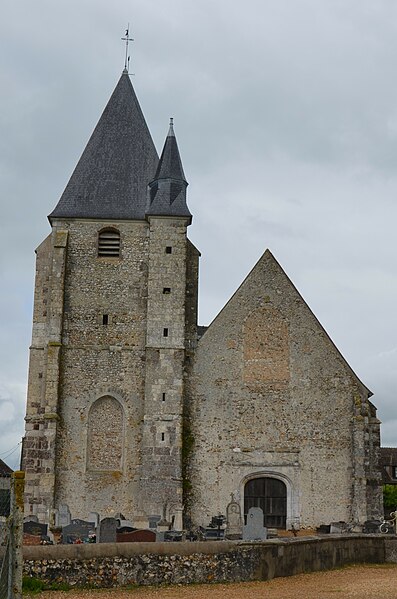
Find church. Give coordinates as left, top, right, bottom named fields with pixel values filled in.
left=22, top=69, right=382, bottom=531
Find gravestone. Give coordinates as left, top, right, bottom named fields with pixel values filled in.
left=148, top=515, right=161, bottom=529
left=117, top=518, right=134, bottom=533
left=225, top=494, right=243, bottom=540
left=88, top=512, right=100, bottom=528
left=134, top=514, right=149, bottom=530
left=157, top=519, right=170, bottom=532
left=330, top=521, right=348, bottom=534
left=173, top=507, right=183, bottom=532
left=23, top=515, right=38, bottom=523
left=98, top=517, right=117, bottom=543
left=363, top=520, right=381, bottom=534
left=243, top=507, right=267, bottom=541
left=117, top=529, right=156, bottom=543
left=23, top=521, right=48, bottom=537
left=164, top=530, right=183, bottom=542
left=56, top=504, right=71, bottom=528
left=62, top=519, right=95, bottom=544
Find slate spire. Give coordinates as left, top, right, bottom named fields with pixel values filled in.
left=49, top=71, right=158, bottom=221
left=146, top=119, right=192, bottom=223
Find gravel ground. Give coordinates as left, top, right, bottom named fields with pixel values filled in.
left=30, top=564, right=397, bottom=599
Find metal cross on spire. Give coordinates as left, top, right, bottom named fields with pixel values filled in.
left=121, top=24, right=134, bottom=73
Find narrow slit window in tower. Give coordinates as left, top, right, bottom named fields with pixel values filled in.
left=102, top=314, right=109, bottom=325
left=165, top=246, right=172, bottom=254
left=163, top=287, right=171, bottom=294
left=162, top=393, right=166, bottom=402
left=163, top=328, right=169, bottom=337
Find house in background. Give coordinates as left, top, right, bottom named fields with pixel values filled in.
left=0, top=459, right=13, bottom=519
left=379, top=447, right=397, bottom=518
left=380, top=448, right=397, bottom=486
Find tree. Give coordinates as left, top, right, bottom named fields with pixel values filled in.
left=383, top=485, right=397, bottom=510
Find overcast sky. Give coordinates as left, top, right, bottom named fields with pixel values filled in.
left=1, top=0, right=397, bottom=469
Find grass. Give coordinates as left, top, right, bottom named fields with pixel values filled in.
left=23, top=576, right=71, bottom=594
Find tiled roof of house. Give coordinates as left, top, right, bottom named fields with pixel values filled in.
left=0, top=459, right=13, bottom=477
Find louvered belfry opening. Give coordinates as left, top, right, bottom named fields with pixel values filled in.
left=98, top=228, right=120, bottom=257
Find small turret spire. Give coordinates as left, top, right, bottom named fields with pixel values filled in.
left=168, top=117, right=175, bottom=137
left=146, top=119, right=192, bottom=223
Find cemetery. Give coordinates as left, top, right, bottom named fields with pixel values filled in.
left=12, top=496, right=397, bottom=589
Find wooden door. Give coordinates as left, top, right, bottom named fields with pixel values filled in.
left=244, top=477, right=287, bottom=528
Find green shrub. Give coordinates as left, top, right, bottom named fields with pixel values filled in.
left=383, top=485, right=397, bottom=509
left=22, top=576, right=45, bottom=594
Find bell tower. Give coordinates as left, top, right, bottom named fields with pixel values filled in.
left=140, top=120, right=194, bottom=519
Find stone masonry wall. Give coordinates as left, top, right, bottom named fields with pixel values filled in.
left=53, top=219, right=149, bottom=521
left=22, top=536, right=387, bottom=588
left=23, top=229, right=68, bottom=522
left=186, top=250, right=382, bottom=528
left=140, top=217, right=191, bottom=518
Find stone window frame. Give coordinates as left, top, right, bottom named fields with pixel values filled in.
left=86, top=394, right=126, bottom=473
left=97, top=227, right=122, bottom=259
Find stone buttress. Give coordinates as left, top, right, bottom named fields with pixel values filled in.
left=22, top=229, right=68, bottom=522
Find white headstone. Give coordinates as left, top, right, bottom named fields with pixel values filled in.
left=243, top=507, right=267, bottom=540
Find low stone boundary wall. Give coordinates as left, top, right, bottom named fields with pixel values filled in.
left=23, top=535, right=392, bottom=588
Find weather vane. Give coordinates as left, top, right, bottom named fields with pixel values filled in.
left=121, top=24, right=134, bottom=73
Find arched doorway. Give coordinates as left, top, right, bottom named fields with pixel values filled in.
left=244, top=477, right=287, bottom=529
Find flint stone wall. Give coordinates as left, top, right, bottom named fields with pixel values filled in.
left=187, top=250, right=382, bottom=528
left=22, top=536, right=391, bottom=588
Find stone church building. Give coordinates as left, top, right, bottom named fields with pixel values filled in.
left=22, top=70, right=382, bottom=531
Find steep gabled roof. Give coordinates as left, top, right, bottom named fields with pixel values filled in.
left=49, top=70, right=158, bottom=221
left=146, top=120, right=192, bottom=221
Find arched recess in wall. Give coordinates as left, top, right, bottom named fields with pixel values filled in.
left=243, top=305, right=290, bottom=386
left=240, top=471, right=297, bottom=530
left=87, top=395, right=124, bottom=471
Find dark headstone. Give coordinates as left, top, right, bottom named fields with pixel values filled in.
left=148, top=514, right=161, bottom=529
left=62, top=519, right=95, bottom=544
left=363, top=520, right=381, bottom=534
left=98, top=517, right=117, bottom=543
left=317, top=524, right=331, bottom=534
left=116, top=518, right=134, bottom=533
left=164, top=530, right=183, bottom=542
left=23, top=521, right=48, bottom=537
left=202, top=528, right=224, bottom=540
left=117, top=525, right=134, bottom=534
